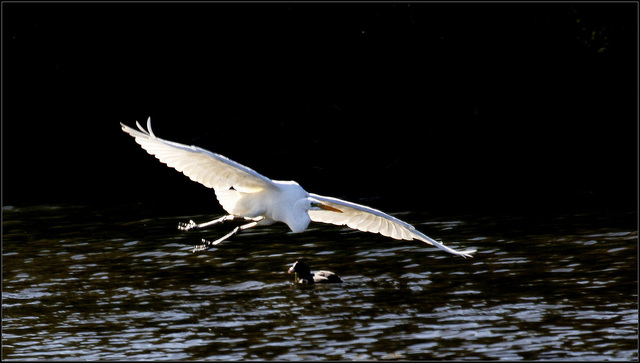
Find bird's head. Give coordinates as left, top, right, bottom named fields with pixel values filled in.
left=309, top=200, right=343, bottom=213
left=287, top=260, right=311, bottom=276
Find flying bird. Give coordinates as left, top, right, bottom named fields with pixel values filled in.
left=121, top=118, right=476, bottom=258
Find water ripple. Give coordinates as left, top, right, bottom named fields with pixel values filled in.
left=2, top=204, right=637, bottom=360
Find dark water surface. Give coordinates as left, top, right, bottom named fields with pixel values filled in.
left=3, top=203, right=637, bottom=360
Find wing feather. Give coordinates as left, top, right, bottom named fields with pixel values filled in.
left=121, top=118, right=276, bottom=193
left=308, top=193, right=476, bottom=258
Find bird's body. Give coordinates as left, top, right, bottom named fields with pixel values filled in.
left=218, top=180, right=312, bottom=233
left=121, top=118, right=476, bottom=258
left=288, top=260, right=342, bottom=284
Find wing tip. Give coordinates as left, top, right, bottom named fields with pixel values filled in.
left=457, top=249, right=477, bottom=258
left=146, top=117, right=156, bottom=138
left=122, top=117, right=154, bottom=138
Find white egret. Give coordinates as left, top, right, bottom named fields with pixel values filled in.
left=120, top=118, right=476, bottom=258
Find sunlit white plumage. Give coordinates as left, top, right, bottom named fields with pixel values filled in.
left=121, top=118, right=476, bottom=258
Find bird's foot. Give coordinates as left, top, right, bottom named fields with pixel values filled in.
left=178, top=220, right=198, bottom=231
left=192, top=238, right=213, bottom=253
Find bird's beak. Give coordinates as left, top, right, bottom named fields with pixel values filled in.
left=318, top=203, right=343, bottom=213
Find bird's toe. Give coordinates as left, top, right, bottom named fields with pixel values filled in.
left=178, top=220, right=197, bottom=231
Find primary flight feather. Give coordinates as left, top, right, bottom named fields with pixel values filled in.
left=121, top=118, right=476, bottom=258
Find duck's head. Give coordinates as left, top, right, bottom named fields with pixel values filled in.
left=287, top=260, right=311, bottom=276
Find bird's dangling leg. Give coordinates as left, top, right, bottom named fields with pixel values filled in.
left=192, top=217, right=263, bottom=253
left=178, top=214, right=235, bottom=231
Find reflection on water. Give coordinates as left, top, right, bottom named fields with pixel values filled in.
left=2, top=203, right=637, bottom=360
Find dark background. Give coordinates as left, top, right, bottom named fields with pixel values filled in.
left=3, top=2, right=637, bottom=215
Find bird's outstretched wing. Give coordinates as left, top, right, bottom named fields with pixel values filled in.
left=308, top=193, right=476, bottom=258
left=120, top=118, right=276, bottom=193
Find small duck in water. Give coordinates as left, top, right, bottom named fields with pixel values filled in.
left=287, top=260, right=342, bottom=284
